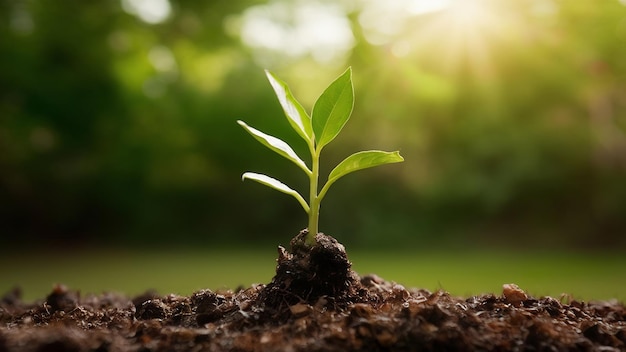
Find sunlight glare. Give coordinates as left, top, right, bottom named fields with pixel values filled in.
left=407, top=0, right=451, bottom=15
left=237, top=1, right=354, bottom=65
left=359, top=0, right=451, bottom=45
left=121, top=0, right=172, bottom=24
left=445, top=0, right=492, bottom=28
left=374, top=0, right=510, bottom=80
left=429, top=0, right=504, bottom=77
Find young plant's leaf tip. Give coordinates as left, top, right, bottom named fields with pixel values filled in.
left=312, top=67, right=355, bottom=150
left=241, top=172, right=310, bottom=213
left=264, top=70, right=313, bottom=143
left=236, top=119, right=311, bottom=175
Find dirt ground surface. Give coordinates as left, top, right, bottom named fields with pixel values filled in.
left=2, top=233, right=625, bottom=351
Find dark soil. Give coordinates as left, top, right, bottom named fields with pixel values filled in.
left=1, top=231, right=625, bottom=351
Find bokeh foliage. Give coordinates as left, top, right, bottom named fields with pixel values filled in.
left=1, top=0, right=625, bottom=249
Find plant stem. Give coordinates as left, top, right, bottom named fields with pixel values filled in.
left=307, top=148, right=321, bottom=246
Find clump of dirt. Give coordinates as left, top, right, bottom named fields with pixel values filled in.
left=256, top=230, right=364, bottom=320
left=1, top=233, right=625, bottom=351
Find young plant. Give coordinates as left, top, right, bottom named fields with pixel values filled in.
left=238, top=67, right=403, bottom=246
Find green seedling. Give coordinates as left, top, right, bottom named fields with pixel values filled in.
left=238, top=67, right=404, bottom=246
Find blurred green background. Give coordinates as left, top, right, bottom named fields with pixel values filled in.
left=1, top=0, right=625, bottom=300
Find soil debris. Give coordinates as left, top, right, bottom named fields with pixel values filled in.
left=2, top=281, right=624, bottom=351
left=1, top=234, right=625, bottom=351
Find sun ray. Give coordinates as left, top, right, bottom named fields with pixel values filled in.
left=388, top=0, right=510, bottom=81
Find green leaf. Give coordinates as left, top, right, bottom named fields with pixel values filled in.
left=237, top=120, right=311, bottom=175
left=242, top=172, right=310, bottom=213
left=319, top=150, right=404, bottom=201
left=312, top=67, right=354, bottom=150
left=265, top=70, right=313, bottom=143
